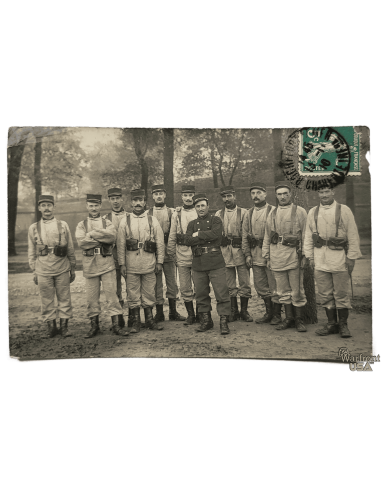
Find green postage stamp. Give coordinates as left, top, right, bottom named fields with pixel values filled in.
left=298, top=126, right=361, bottom=176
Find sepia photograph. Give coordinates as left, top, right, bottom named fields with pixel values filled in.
left=8, top=126, right=371, bottom=363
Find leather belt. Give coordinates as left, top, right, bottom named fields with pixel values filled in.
left=83, top=247, right=102, bottom=256
left=39, top=246, right=54, bottom=255
left=200, top=247, right=220, bottom=254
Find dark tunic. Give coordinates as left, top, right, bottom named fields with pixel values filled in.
left=184, top=213, right=226, bottom=272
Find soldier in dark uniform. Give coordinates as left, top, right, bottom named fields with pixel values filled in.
left=184, top=193, right=230, bottom=335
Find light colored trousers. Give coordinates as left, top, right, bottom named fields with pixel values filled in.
left=127, top=272, right=156, bottom=309
left=252, top=265, right=280, bottom=303
left=273, top=267, right=307, bottom=307
left=177, top=265, right=194, bottom=302
left=86, top=270, right=123, bottom=318
left=38, top=272, right=73, bottom=322
left=155, top=261, right=178, bottom=304
left=225, top=264, right=252, bottom=298
left=314, top=270, right=351, bottom=309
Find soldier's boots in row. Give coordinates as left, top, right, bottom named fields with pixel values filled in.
left=111, top=315, right=129, bottom=336
left=255, top=297, right=282, bottom=325
left=229, top=297, right=253, bottom=322
left=85, top=315, right=100, bottom=338
left=338, top=308, right=351, bottom=338
left=46, top=319, right=72, bottom=338
left=153, top=300, right=186, bottom=323
left=315, top=308, right=340, bottom=336
left=183, top=302, right=201, bottom=325
left=230, top=297, right=240, bottom=321
left=196, top=312, right=230, bottom=335
left=277, top=304, right=306, bottom=332
left=144, top=307, right=163, bottom=331
left=240, top=297, right=253, bottom=322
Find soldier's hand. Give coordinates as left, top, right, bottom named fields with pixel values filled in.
left=300, top=256, right=308, bottom=269
left=245, top=256, right=252, bottom=268
left=266, top=259, right=271, bottom=270
left=155, top=263, right=163, bottom=274
left=121, top=266, right=127, bottom=278
left=33, top=273, right=38, bottom=285
left=309, top=258, right=315, bottom=270
left=192, top=232, right=199, bottom=237
left=70, top=269, right=76, bottom=283
left=346, top=258, right=355, bottom=276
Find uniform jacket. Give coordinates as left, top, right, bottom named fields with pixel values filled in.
left=262, top=204, right=307, bottom=271
left=304, top=200, right=362, bottom=272
left=75, top=216, right=117, bottom=279
left=116, top=210, right=165, bottom=274
left=242, top=203, right=275, bottom=267
left=148, top=205, right=175, bottom=263
left=184, top=212, right=226, bottom=272
left=215, top=206, right=247, bottom=267
left=28, top=218, right=76, bottom=277
left=167, top=206, right=198, bottom=267
left=102, top=209, right=128, bottom=268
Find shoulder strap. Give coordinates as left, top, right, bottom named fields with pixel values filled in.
left=107, top=212, right=112, bottom=221
left=272, top=207, right=278, bottom=232
left=148, top=208, right=153, bottom=216
left=237, top=207, right=242, bottom=235
left=178, top=209, right=184, bottom=234
left=36, top=220, right=43, bottom=244
left=168, top=208, right=172, bottom=228
left=314, top=205, right=320, bottom=233
left=126, top=214, right=131, bottom=237
left=56, top=219, right=62, bottom=245
left=290, top=204, right=297, bottom=234
left=221, top=208, right=225, bottom=233
left=147, top=214, right=153, bottom=239
left=335, top=203, right=341, bottom=237
left=249, top=207, right=254, bottom=234
left=102, top=218, right=106, bottom=229
left=266, top=204, right=272, bottom=218
left=84, top=218, right=89, bottom=234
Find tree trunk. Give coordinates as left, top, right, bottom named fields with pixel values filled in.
left=7, top=145, right=25, bottom=256
left=140, top=157, right=149, bottom=196
left=34, top=140, right=42, bottom=222
left=272, top=128, right=318, bottom=324
left=210, top=149, right=218, bottom=188
left=163, top=129, right=174, bottom=207
left=132, top=129, right=149, bottom=196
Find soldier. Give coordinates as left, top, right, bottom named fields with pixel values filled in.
left=149, top=184, right=185, bottom=323
left=242, top=182, right=282, bottom=325
left=102, top=188, right=128, bottom=327
left=167, top=184, right=199, bottom=325
left=28, top=195, right=76, bottom=338
left=262, top=181, right=308, bottom=332
left=75, top=194, right=128, bottom=338
left=184, top=192, right=230, bottom=335
left=117, top=188, right=165, bottom=333
left=304, top=183, right=362, bottom=338
left=215, top=185, right=253, bottom=322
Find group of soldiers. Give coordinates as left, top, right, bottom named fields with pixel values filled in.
left=28, top=179, right=362, bottom=340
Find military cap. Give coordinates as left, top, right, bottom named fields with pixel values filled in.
left=107, top=188, right=122, bottom=197
left=275, top=181, right=292, bottom=192
left=220, top=185, right=235, bottom=196
left=86, top=194, right=102, bottom=203
left=131, top=188, right=146, bottom=199
left=193, top=193, right=208, bottom=205
left=250, top=182, right=267, bottom=192
left=181, top=184, right=195, bottom=193
left=151, top=184, right=166, bottom=193
left=38, top=195, right=54, bottom=205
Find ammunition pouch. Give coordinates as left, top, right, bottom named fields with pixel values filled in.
left=164, top=232, right=169, bottom=244
left=100, top=244, right=113, bottom=257
left=221, top=235, right=231, bottom=247
left=327, top=237, right=348, bottom=251
left=53, top=245, right=68, bottom=257
left=247, top=235, right=264, bottom=249
left=194, top=246, right=203, bottom=257
left=281, top=235, right=299, bottom=248
left=270, top=231, right=279, bottom=245
left=39, top=245, right=49, bottom=256
left=312, top=232, right=326, bottom=248
left=231, top=236, right=242, bottom=248
left=143, top=240, right=157, bottom=253
left=176, top=233, right=186, bottom=245
left=126, top=239, right=140, bottom=251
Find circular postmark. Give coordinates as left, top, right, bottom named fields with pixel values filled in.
left=280, top=127, right=355, bottom=191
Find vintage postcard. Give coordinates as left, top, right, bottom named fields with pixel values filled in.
left=7, top=127, right=372, bottom=366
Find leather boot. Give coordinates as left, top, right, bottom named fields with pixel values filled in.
left=46, top=320, right=58, bottom=338
left=220, top=315, right=230, bottom=335
left=59, top=318, right=72, bottom=337
left=196, top=312, right=214, bottom=332
left=207, top=311, right=214, bottom=328
left=230, top=297, right=240, bottom=321
left=277, top=304, right=295, bottom=330
left=144, top=307, right=162, bottom=331
left=255, top=297, right=273, bottom=324
left=315, top=308, right=339, bottom=336
left=85, top=315, right=100, bottom=338
left=295, top=306, right=307, bottom=332
left=128, top=308, right=134, bottom=328
left=240, top=297, right=253, bottom=322
left=154, top=304, right=165, bottom=322
left=110, top=315, right=129, bottom=336
left=184, top=301, right=196, bottom=325
left=130, top=307, right=141, bottom=333
left=270, top=302, right=282, bottom=325
left=118, top=303, right=125, bottom=327
left=195, top=304, right=200, bottom=323
left=168, top=299, right=186, bottom=321
left=338, top=308, right=351, bottom=338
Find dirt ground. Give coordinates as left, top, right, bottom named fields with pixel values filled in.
left=8, top=255, right=372, bottom=362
